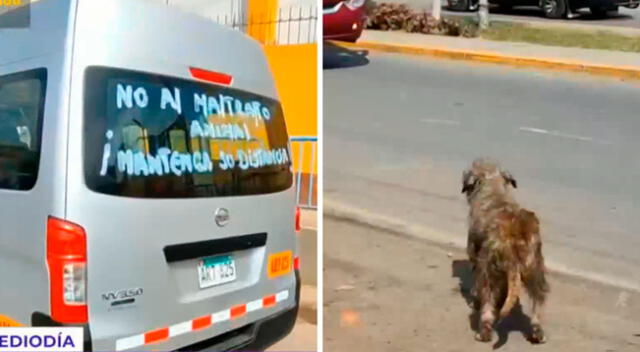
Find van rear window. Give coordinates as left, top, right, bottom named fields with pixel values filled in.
left=83, top=67, right=292, bottom=198
left=0, top=68, right=47, bottom=191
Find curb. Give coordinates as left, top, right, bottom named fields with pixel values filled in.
left=332, top=40, right=640, bottom=81
left=325, top=198, right=640, bottom=293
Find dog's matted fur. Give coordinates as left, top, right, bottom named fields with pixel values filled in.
left=462, top=158, right=549, bottom=344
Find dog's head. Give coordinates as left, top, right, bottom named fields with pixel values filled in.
left=462, top=158, right=517, bottom=200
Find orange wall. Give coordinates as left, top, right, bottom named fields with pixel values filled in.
left=247, top=0, right=278, bottom=44
left=263, top=44, right=317, bottom=174
left=263, top=44, right=317, bottom=137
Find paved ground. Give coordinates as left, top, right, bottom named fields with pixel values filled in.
left=268, top=223, right=318, bottom=351
left=324, top=47, right=640, bottom=292
left=378, top=0, right=640, bottom=29
left=268, top=285, right=317, bottom=351
left=324, top=216, right=640, bottom=351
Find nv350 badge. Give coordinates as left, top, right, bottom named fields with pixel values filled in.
left=102, top=288, right=143, bottom=306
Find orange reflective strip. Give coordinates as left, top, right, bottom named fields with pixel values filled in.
left=144, top=327, right=169, bottom=345
left=230, top=304, right=247, bottom=319
left=192, top=315, right=212, bottom=330
left=263, top=295, right=276, bottom=308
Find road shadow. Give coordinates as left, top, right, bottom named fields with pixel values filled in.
left=490, top=6, right=634, bottom=21
left=446, top=4, right=634, bottom=21
left=451, top=259, right=535, bottom=349
left=323, top=41, right=370, bottom=70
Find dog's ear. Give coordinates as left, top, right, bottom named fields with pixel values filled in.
left=501, top=170, right=517, bottom=188
left=462, top=170, right=477, bottom=194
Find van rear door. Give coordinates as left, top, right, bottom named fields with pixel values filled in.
left=66, top=66, right=297, bottom=351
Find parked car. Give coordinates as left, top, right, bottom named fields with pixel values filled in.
left=323, top=0, right=367, bottom=42
left=0, top=0, right=301, bottom=351
left=448, top=0, right=639, bottom=19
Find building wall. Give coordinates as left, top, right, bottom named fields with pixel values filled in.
left=147, top=0, right=245, bottom=26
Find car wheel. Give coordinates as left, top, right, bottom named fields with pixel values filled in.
left=541, top=0, right=566, bottom=18
left=590, top=5, right=617, bottom=17
left=495, top=0, right=513, bottom=11
left=449, top=0, right=470, bottom=11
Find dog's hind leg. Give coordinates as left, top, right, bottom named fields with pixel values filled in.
left=524, top=254, right=549, bottom=344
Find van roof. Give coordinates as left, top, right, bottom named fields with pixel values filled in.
left=0, top=0, right=278, bottom=99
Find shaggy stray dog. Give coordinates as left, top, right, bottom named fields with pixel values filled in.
left=462, top=158, right=549, bottom=344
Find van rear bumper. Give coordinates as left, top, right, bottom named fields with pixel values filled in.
left=179, top=269, right=301, bottom=352
left=31, top=269, right=301, bottom=352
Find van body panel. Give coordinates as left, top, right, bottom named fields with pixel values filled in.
left=66, top=1, right=297, bottom=351
left=71, top=0, right=278, bottom=100
left=0, top=0, right=78, bottom=326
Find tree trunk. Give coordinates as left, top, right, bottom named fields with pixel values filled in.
left=432, top=0, right=441, bottom=21
left=478, top=0, right=489, bottom=29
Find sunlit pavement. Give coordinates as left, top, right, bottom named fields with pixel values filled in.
left=268, top=211, right=318, bottom=352
left=324, top=48, right=640, bottom=292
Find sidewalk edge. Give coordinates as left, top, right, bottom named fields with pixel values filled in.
left=325, top=198, right=640, bottom=293
left=332, top=40, right=640, bottom=80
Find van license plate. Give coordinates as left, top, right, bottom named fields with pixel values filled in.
left=197, top=255, right=237, bottom=289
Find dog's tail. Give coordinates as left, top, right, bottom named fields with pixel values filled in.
left=500, top=267, right=521, bottom=318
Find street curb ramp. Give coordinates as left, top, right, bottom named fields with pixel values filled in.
left=332, top=40, right=640, bottom=81
left=325, top=198, right=640, bottom=293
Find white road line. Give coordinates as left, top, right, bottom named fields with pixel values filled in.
left=419, top=118, right=461, bottom=126
left=518, top=126, right=612, bottom=145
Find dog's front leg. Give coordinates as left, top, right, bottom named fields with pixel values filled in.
left=467, top=232, right=482, bottom=307
left=474, top=273, right=495, bottom=342
left=529, top=299, right=547, bottom=344
left=466, top=231, right=479, bottom=270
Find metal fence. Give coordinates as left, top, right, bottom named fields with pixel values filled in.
left=290, top=136, right=317, bottom=209
left=211, top=4, right=318, bottom=45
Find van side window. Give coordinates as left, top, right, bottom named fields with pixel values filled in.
left=0, top=69, right=47, bottom=191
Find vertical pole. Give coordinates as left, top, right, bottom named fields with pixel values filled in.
left=478, top=0, right=489, bottom=29
left=308, top=141, right=316, bottom=208
left=295, top=142, right=304, bottom=207
left=246, top=0, right=278, bottom=44
left=432, top=0, right=441, bottom=21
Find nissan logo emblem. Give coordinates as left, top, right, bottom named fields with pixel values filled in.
left=214, top=208, right=230, bottom=227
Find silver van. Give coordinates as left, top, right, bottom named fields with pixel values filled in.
left=0, top=0, right=300, bottom=350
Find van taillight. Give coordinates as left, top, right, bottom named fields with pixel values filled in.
left=295, top=207, right=301, bottom=233
left=46, top=217, right=88, bottom=324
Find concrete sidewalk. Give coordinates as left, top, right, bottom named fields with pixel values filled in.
left=268, top=285, right=317, bottom=351
left=267, top=212, right=318, bottom=351
left=325, top=216, right=640, bottom=352
left=336, top=30, right=640, bottom=79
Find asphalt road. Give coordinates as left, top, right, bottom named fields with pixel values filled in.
left=324, top=216, right=640, bottom=351
left=323, top=46, right=640, bottom=290
left=380, top=0, right=640, bottom=29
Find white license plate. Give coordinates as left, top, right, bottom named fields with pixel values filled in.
left=197, top=255, right=237, bottom=289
